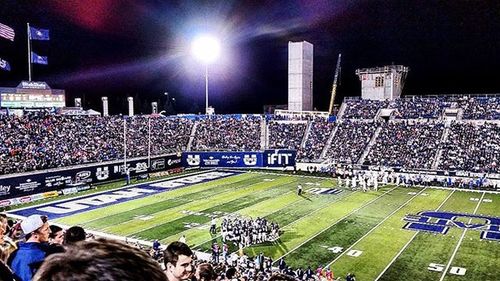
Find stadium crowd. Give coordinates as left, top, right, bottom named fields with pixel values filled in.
left=192, top=116, right=261, bottom=152
left=0, top=214, right=356, bottom=281
left=391, top=97, right=448, bottom=119
left=268, top=122, right=306, bottom=150
left=364, top=121, right=444, bottom=169
left=1, top=94, right=500, bottom=176
left=341, top=99, right=387, bottom=119
left=324, top=121, right=379, bottom=164
left=439, top=122, right=500, bottom=173
left=297, top=121, right=335, bottom=162
left=0, top=113, right=193, bottom=175
left=460, top=96, right=500, bottom=120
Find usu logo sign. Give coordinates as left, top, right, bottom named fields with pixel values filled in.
left=403, top=211, right=500, bottom=242
left=264, top=150, right=296, bottom=167
left=243, top=154, right=258, bottom=166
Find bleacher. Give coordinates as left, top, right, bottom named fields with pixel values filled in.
left=0, top=94, right=499, bottom=176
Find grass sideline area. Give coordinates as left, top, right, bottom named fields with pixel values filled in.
left=15, top=170, right=500, bottom=281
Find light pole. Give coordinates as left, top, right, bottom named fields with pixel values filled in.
left=191, top=35, right=221, bottom=115
left=123, top=117, right=127, bottom=173
left=147, top=116, right=151, bottom=169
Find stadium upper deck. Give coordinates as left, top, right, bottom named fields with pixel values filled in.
left=0, top=95, right=498, bottom=176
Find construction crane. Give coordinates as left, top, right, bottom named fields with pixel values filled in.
left=328, top=53, right=342, bottom=115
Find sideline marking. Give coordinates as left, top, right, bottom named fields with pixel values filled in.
left=9, top=171, right=242, bottom=220
left=374, top=190, right=456, bottom=280
left=438, top=192, right=485, bottom=281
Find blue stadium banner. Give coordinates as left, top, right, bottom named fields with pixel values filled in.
left=263, top=149, right=296, bottom=167
left=29, top=26, right=50, bottom=40
left=182, top=152, right=263, bottom=168
left=31, top=52, right=48, bottom=65
left=0, top=58, right=10, bottom=71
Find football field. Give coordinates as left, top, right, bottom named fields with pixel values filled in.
left=10, top=170, right=500, bottom=280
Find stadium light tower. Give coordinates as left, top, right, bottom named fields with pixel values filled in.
left=191, top=34, right=221, bottom=114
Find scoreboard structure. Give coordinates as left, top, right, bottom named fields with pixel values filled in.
left=0, top=81, right=65, bottom=109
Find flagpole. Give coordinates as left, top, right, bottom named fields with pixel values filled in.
left=27, top=23, right=32, bottom=81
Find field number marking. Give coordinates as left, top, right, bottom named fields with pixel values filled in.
left=346, top=250, right=363, bottom=257
left=327, top=246, right=343, bottom=253
left=428, top=263, right=466, bottom=276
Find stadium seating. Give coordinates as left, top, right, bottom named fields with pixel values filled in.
left=192, top=116, right=261, bottom=152
left=364, top=121, right=444, bottom=169
left=268, top=121, right=307, bottom=150
left=324, top=121, right=379, bottom=164
left=439, top=122, right=499, bottom=173
left=0, top=95, right=499, bottom=176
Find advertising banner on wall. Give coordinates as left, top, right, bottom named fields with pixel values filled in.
left=182, top=152, right=263, bottom=168
left=0, top=154, right=182, bottom=200
left=182, top=150, right=296, bottom=168
left=263, top=149, right=296, bottom=168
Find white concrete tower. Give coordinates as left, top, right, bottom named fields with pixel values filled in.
left=288, top=41, right=313, bottom=111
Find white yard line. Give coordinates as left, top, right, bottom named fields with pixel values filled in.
left=80, top=172, right=262, bottom=226
left=121, top=176, right=295, bottom=236
left=272, top=185, right=399, bottom=263
left=189, top=190, right=297, bottom=247
left=326, top=187, right=429, bottom=268
left=374, top=189, right=456, bottom=281
left=438, top=192, right=485, bottom=281
left=193, top=184, right=351, bottom=250
left=223, top=190, right=362, bottom=258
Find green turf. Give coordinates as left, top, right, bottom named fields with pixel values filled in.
left=330, top=188, right=453, bottom=280
left=442, top=192, right=500, bottom=281
left=38, top=171, right=499, bottom=280
left=377, top=191, right=497, bottom=281
left=283, top=186, right=421, bottom=269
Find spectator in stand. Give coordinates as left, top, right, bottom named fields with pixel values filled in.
left=63, top=226, right=86, bottom=245
left=8, top=215, right=50, bottom=281
left=195, top=263, right=216, bottom=281
left=33, top=238, right=167, bottom=281
left=48, top=226, right=64, bottom=246
left=0, top=215, right=14, bottom=281
left=164, top=241, right=194, bottom=281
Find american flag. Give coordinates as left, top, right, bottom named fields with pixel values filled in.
left=0, top=22, right=15, bottom=41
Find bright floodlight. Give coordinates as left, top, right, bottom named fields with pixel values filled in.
left=191, top=35, right=221, bottom=64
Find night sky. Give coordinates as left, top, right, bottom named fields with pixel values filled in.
left=1, top=0, right=500, bottom=115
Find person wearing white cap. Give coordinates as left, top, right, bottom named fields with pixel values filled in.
left=8, top=215, right=50, bottom=281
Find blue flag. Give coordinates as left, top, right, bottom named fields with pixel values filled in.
left=29, top=26, right=50, bottom=40
left=31, top=52, right=48, bottom=65
left=0, top=58, right=11, bottom=71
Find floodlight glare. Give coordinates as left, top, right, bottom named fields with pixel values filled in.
left=191, top=35, right=221, bottom=64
